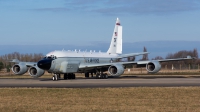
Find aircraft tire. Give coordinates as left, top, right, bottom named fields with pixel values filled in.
left=96, top=74, right=101, bottom=79
left=53, top=75, right=58, bottom=81
left=105, top=74, right=108, bottom=79
left=57, top=74, right=60, bottom=79
left=70, top=73, right=73, bottom=79
left=64, top=74, right=68, bottom=80
left=68, top=74, right=70, bottom=79
left=101, top=74, right=104, bottom=79
left=85, top=72, right=89, bottom=78
left=96, top=74, right=99, bottom=79
left=72, top=74, right=76, bottom=79
left=52, top=76, right=55, bottom=81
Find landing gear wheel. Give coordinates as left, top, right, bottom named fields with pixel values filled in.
left=101, top=74, right=104, bottom=79
left=96, top=73, right=108, bottom=79
left=57, top=74, right=60, bottom=79
left=64, top=73, right=75, bottom=80
left=52, top=74, right=58, bottom=81
left=68, top=74, right=71, bottom=79
left=96, top=74, right=101, bottom=79
left=85, top=72, right=89, bottom=78
left=64, top=74, right=68, bottom=80
left=105, top=74, right=108, bottom=79
left=52, top=76, right=55, bottom=81
left=72, top=73, right=76, bottom=79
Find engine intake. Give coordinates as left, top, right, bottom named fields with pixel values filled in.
left=11, top=63, right=28, bottom=75
left=108, top=64, right=124, bottom=76
left=28, top=66, right=45, bottom=78
left=146, top=61, right=161, bottom=73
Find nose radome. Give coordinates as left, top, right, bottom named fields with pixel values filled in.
left=37, top=59, right=52, bottom=70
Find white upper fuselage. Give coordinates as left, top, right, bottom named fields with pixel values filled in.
left=46, top=50, right=119, bottom=58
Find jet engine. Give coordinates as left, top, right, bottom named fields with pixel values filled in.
left=146, top=61, right=161, bottom=73
left=11, top=63, right=28, bottom=75
left=108, top=64, right=124, bottom=76
left=28, top=66, right=45, bottom=78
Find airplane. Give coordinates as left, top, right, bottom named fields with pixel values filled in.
left=11, top=18, right=193, bottom=81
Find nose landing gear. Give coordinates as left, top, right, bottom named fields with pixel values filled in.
left=52, top=74, right=58, bottom=81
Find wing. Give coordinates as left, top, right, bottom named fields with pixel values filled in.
left=79, top=56, right=193, bottom=69
left=10, top=59, right=37, bottom=67
left=117, top=52, right=149, bottom=58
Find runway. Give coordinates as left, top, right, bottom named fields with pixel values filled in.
left=1, top=76, right=200, bottom=88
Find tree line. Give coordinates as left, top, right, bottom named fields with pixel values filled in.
left=144, top=47, right=199, bottom=69
left=0, top=52, right=44, bottom=71
left=0, top=48, right=199, bottom=71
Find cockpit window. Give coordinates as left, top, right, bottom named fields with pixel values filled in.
left=43, top=55, right=57, bottom=59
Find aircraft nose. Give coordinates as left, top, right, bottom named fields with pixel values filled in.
left=37, top=59, right=53, bottom=70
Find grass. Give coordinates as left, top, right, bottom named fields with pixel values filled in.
left=0, top=87, right=200, bottom=112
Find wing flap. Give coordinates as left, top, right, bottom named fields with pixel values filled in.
left=117, top=52, right=149, bottom=58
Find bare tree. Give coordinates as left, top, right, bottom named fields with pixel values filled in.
left=141, top=46, right=148, bottom=61
left=0, top=52, right=44, bottom=68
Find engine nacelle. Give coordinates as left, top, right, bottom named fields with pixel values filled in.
left=11, top=63, right=28, bottom=75
left=108, top=64, right=124, bottom=76
left=28, top=66, right=45, bottom=78
left=146, top=61, right=161, bottom=73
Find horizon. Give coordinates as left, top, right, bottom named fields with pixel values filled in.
left=0, top=40, right=199, bottom=59
left=0, top=0, right=200, bottom=59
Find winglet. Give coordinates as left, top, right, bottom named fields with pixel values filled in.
left=187, top=56, right=192, bottom=59
left=187, top=55, right=197, bottom=59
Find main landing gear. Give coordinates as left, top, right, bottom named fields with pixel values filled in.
left=64, top=73, right=76, bottom=80
left=96, top=73, right=108, bottom=79
left=52, top=73, right=76, bottom=81
left=84, top=72, right=108, bottom=79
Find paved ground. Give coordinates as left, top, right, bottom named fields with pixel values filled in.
left=1, top=76, right=200, bottom=88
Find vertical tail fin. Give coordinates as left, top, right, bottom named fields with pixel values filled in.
left=107, top=18, right=122, bottom=54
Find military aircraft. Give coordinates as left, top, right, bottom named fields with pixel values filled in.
left=11, top=18, right=192, bottom=81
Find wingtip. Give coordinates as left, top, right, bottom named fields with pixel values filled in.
left=186, top=55, right=196, bottom=59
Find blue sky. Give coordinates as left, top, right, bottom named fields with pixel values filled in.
left=0, top=0, right=200, bottom=56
